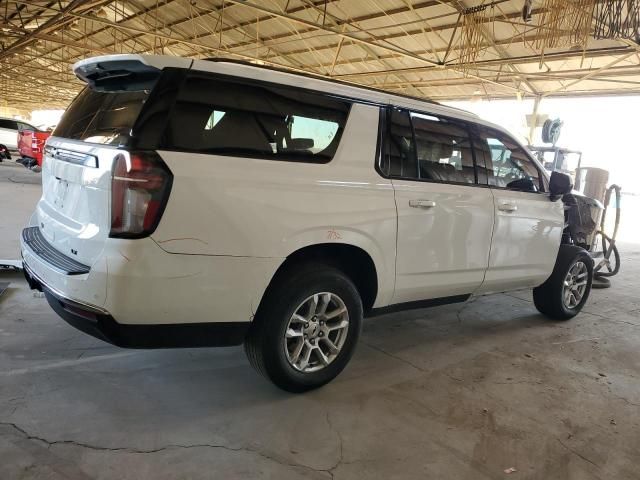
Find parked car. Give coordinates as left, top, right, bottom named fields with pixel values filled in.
left=0, top=117, right=38, bottom=159
left=0, top=117, right=19, bottom=159
left=17, top=124, right=52, bottom=169
left=21, top=54, right=592, bottom=392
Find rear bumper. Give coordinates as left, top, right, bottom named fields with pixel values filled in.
left=23, top=261, right=250, bottom=348
left=22, top=226, right=90, bottom=275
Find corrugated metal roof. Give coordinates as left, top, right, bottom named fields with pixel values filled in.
left=1, top=0, right=639, bottom=111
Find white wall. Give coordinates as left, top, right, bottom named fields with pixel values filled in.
left=30, top=109, right=65, bottom=129
left=445, top=96, right=640, bottom=195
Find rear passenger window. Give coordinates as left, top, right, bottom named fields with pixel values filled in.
left=475, top=127, right=544, bottom=192
left=385, top=109, right=416, bottom=178
left=411, top=113, right=475, bottom=184
left=163, top=74, right=350, bottom=163
left=383, top=108, right=475, bottom=184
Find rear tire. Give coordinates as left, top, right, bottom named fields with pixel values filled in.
left=533, top=245, right=593, bottom=320
left=245, top=263, right=363, bottom=392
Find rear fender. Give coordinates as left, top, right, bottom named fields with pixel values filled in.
left=267, top=226, right=394, bottom=308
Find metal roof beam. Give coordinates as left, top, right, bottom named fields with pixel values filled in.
left=225, top=0, right=441, bottom=65
left=0, top=0, right=113, bottom=62
left=334, top=46, right=640, bottom=79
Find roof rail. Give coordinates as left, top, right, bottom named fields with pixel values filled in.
left=202, top=57, right=477, bottom=117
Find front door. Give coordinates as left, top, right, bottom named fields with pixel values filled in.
left=383, top=109, right=494, bottom=304
left=473, top=126, right=564, bottom=294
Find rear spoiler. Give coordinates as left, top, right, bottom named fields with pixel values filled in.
left=73, top=54, right=193, bottom=92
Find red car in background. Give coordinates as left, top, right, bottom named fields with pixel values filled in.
left=18, top=125, right=52, bottom=169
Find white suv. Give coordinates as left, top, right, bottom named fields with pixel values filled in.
left=21, top=54, right=592, bottom=392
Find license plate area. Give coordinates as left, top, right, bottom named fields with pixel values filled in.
left=53, top=178, right=70, bottom=209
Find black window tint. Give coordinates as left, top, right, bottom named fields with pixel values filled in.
left=0, top=119, right=18, bottom=130
left=54, top=87, right=150, bottom=145
left=131, top=67, right=184, bottom=150
left=476, top=127, right=543, bottom=192
left=386, top=109, right=416, bottom=178
left=163, top=74, right=350, bottom=162
left=411, top=112, right=475, bottom=184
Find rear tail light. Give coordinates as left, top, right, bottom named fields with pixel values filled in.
left=110, top=151, right=173, bottom=238
left=33, top=137, right=45, bottom=153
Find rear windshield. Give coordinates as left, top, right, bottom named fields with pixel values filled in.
left=53, top=87, right=150, bottom=146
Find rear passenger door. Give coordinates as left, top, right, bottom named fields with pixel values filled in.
left=473, top=126, right=564, bottom=293
left=383, top=109, right=494, bottom=304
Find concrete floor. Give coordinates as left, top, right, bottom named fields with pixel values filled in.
left=1, top=160, right=640, bottom=479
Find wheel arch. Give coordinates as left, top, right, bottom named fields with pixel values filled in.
left=258, top=243, right=381, bottom=314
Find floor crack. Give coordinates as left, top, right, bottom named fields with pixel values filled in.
left=362, top=341, right=427, bottom=372
left=455, top=296, right=477, bottom=324
left=556, top=438, right=600, bottom=469
left=490, top=379, right=543, bottom=386
left=325, top=411, right=344, bottom=478
left=502, top=292, right=532, bottom=304
left=0, top=421, right=333, bottom=478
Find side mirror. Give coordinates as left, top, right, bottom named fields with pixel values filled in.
left=549, top=171, right=573, bottom=200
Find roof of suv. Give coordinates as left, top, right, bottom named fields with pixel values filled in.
left=72, top=54, right=541, bottom=169
left=73, top=54, right=479, bottom=124
left=193, top=57, right=480, bottom=122
left=203, top=57, right=456, bottom=109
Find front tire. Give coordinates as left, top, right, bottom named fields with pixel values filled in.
left=245, top=263, right=363, bottom=392
left=533, top=245, right=593, bottom=320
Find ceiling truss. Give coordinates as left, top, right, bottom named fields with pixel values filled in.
left=0, top=0, right=639, bottom=111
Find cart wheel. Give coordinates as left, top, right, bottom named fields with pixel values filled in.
left=594, top=232, right=620, bottom=278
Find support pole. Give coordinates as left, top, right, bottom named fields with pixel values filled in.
left=528, top=96, right=542, bottom=145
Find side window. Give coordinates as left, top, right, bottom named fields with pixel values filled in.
left=383, top=108, right=476, bottom=185
left=386, top=109, right=416, bottom=178
left=205, top=111, right=225, bottom=130
left=0, top=119, right=18, bottom=130
left=163, top=74, right=351, bottom=162
left=411, top=112, right=475, bottom=184
left=476, top=127, right=544, bottom=192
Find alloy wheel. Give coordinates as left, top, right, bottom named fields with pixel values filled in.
left=283, top=292, right=350, bottom=373
left=563, top=261, right=589, bottom=309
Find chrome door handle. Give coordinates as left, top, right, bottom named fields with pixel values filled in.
left=498, top=202, right=518, bottom=212
left=409, top=199, right=436, bottom=209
